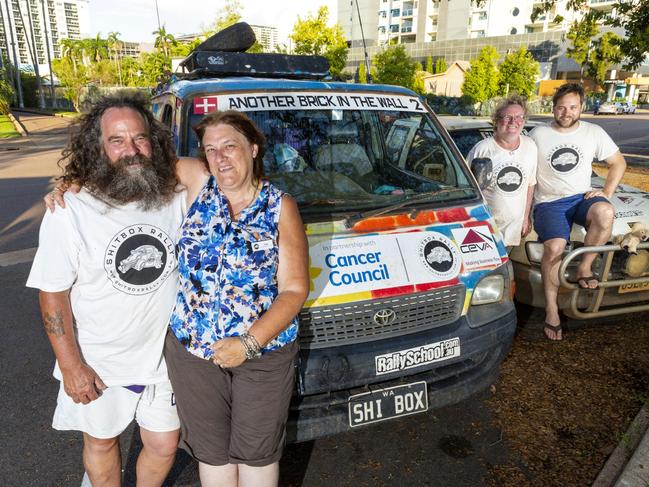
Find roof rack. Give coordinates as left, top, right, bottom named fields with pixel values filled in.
left=178, top=51, right=330, bottom=80
left=173, top=21, right=330, bottom=81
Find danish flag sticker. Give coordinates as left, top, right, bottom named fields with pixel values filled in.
left=193, top=96, right=218, bottom=114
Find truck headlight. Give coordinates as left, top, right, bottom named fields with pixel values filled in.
left=471, top=275, right=504, bottom=305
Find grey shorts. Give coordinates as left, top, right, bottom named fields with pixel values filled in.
left=164, top=331, right=298, bottom=466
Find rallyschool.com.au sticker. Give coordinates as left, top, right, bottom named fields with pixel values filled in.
left=451, top=225, right=502, bottom=270
left=375, top=338, right=461, bottom=376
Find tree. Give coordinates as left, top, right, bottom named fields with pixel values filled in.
left=152, top=26, right=177, bottom=58
left=210, top=0, right=242, bottom=33
left=461, top=46, right=499, bottom=106
left=566, top=14, right=599, bottom=83
left=372, top=44, right=418, bottom=90
left=521, top=0, right=648, bottom=69
left=358, top=62, right=367, bottom=84
left=413, top=62, right=426, bottom=94
left=588, top=31, right=622, bottom=85
left=290, top=6, right=349, bottom=78
left=52, top=57, right=87, bottom=111
left=107, top=32, right=123, bottom=86
left=497, top=47, right=539, bottom=98
left=82, top=34, right=109, bottom=65
left=435, top=58, right=447, bottom=74
left=426, top=55, right=433, bottom=73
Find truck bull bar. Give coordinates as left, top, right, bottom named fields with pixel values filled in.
left=558, top=242, right=649, bottom=318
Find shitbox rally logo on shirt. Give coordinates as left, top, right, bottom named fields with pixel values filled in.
left=104, top=224, right=176, bottom=295
left=548, top=145, right=582, bottom=173
left=495, top=164, right=523, bottom=194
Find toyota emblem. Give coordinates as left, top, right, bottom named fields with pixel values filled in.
left=373, top=308, right=396, bottom=326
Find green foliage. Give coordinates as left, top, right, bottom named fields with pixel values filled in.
left=497, top=47, right=539, bottom=98
left=526, top=0, right=649, bottom=69
left=52, top=58, right=88, bottom=111
left=588, top=31, right=622, bottom=85
left=566, top=14, right=598, bottom=82
left=210, top=0, right=242, bottom=33
left=372, top=44, right=418, bottom=90
left=290, top=6, right=349, bottom=78
left=358, top=62, right=367, bottom=84
left=461, top=46, right=499, bottom=104
left=0, top=79, right=14, bottom=114
left=414, top=66, right=426, bottom=95
left=247, top=41, right=265, bottom=54
left=152, top=26, right=177, bottom=58
left=426, top=55, right=433, bottom=73
left=435, top=58, right=447, bottom=74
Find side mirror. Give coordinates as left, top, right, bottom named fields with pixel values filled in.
left=470, top=157, right=493, bottom=190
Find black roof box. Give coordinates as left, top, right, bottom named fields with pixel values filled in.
left=192, top=22, right=256, bottom=52
left=179, top=51, right=330, bottom=79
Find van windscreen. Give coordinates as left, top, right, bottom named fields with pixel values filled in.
left=186, top=98, right=476, bottom=214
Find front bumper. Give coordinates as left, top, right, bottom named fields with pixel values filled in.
left=513, top=242, right=649, bottom=318
left=286, top=306, right=516, bottom=443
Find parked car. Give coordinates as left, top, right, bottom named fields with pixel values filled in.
left=595, top=102, right=623, bottom=115
left=151, top=23, right=518, bottom=443
left=618, top=102, right=637, bottom=114
left=441, top=116, right=649, bottom=319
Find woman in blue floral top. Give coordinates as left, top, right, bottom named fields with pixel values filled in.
left=164, top=111, right=309, bottom=487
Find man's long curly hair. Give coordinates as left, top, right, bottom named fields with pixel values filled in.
left=58, top=90, right=178, bottom=201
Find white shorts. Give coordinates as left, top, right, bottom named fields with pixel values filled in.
left=52, top=380, right=180, bottom=439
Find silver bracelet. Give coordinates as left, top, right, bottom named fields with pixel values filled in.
left=239, top=332, right=262, bottom=360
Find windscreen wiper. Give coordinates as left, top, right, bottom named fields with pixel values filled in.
left=343, top=187, right=474, bottom=228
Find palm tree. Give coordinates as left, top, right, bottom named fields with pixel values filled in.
left=59, top=38, right=83, bottom=74
left=82, top=34, right=109, bottom=66
left=107, top=31, right=123, bottom=86
left=153, top=26, right=176, bottom=58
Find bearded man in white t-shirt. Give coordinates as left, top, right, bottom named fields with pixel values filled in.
left=467, top=95, right=537, bottom=249
left=27, top=91, right=184, bottom=486
left=530, top=83, right=626, bottom=341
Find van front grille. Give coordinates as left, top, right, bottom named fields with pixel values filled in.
left=298, top=285, right=465, bottom=349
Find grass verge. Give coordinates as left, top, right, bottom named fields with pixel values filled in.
left=0, top=114, right=20, bottom=138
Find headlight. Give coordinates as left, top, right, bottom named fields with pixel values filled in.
left=471, top=275, right=504, bottom=305
left=526, top=241, right=544, bottom=264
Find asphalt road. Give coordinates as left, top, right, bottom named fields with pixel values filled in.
left=531, top=112, right=649, bottom=166
left=1, top=111, right=647, bottom=486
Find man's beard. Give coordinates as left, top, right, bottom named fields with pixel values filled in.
left=92, top=154, right=168, bottom=210
left=554, top=113, right=580, bottom=128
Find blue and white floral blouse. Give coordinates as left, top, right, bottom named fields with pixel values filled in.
left=169, top=176, right=298, bottom=359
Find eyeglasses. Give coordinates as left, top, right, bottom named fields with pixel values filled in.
left=497, top=115, right=526, bottom=123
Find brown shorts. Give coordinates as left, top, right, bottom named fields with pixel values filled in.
left=164, top=331, right=297, bottom=466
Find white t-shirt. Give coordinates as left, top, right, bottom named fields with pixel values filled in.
left=530, top=121, right=619, bottom=204
left=27, top=189, right=186, bottom=386
left=467, top=135, right=538, bottom=246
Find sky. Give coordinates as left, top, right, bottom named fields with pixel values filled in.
left=89, top=0, right=338, bottom=45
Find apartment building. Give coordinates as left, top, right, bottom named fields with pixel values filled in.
left=0, top=0, right=90, bottom=66
left=340, top=0, right=633, bottom=80
left=250, top=24, right=278, bottom=52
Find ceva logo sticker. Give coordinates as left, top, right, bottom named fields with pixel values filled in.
left=451, top=226, right=502, bottom=270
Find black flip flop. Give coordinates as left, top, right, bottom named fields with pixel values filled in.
left=544, top=322, right=563, bottom=341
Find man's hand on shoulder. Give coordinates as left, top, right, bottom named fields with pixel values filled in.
left=60, top=362, right=107, bottom=405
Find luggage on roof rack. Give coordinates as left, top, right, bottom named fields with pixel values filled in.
left=176, top=21, right=330, bottom=80
left=178, top=51, right=330, bottom=80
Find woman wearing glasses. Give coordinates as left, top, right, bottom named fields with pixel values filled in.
left=467, top=95, right=538, bottom=250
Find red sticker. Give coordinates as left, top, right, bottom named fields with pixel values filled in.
left=193, top=96, right=218, bottom=114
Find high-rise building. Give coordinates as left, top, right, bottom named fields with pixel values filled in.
left=339, top=0, right=633, bottom=79
left=249, top=24, right=278, bottom=52
left=0, top=0, right=90, bottom=66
